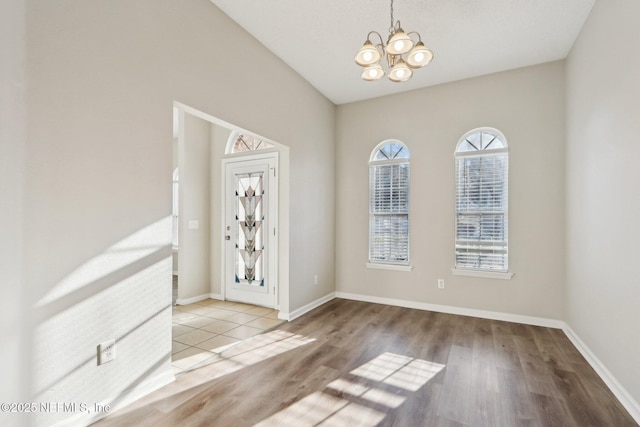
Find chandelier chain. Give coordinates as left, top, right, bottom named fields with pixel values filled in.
left=389, top=0, right=395, bottom=33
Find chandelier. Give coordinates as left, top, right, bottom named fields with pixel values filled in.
left=355, top=0, right=434, bottom=82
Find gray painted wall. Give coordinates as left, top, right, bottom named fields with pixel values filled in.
left=336, top=61, right=566, bottom=320
left=210, top=123, right=232, bottom=298
left=0, top=1, right=28, bottom=426
left=178, top=112, right=212, bottom=301
left=566, top=0, right=640, bottom=405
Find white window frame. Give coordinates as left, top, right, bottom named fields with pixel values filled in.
left=367, top=140, right=413, bottom=272
left=453, top=128, right=513, bottom=279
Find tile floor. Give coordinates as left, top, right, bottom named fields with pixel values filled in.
left=172, top=299, right=283, bottom=375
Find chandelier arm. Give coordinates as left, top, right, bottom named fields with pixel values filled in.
left=367, top=31, right=386, bottom=50
left=406, top=31, right=422, bottom=43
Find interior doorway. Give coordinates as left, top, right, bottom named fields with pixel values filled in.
left=171, top=101, right=289, bottom=312
left=170, top=102, right=289, bottom=374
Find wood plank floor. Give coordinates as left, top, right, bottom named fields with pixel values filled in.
left=94, top=299, right=638, bottom=427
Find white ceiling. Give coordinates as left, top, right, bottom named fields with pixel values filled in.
left=210, top=0, right=595, bottom=105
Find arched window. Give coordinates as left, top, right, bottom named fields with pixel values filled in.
left=226, top=132, right=275, bottom=154
left=455, top=128, right=509, bottom=274
left=368, top=140, right=410, bottom=267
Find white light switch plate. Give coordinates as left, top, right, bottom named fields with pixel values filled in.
left=188, top=220, right=199, bottom=229
left=98, top=339, right=116, bottom=365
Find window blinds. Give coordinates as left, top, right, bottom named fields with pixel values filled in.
left=455, top=154, right=508, bottom=271
left=369, top=163, right=410, bottom=263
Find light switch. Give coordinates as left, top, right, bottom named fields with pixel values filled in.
left=188, top=220, right=199, bottom=230
left=97, top=339, right=116, bottom=365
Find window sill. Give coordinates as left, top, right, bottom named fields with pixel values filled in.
left=366, top=263, right=413, bottom=272
left=451, top=268, right=513, bottom=280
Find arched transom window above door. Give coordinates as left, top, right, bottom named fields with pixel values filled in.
left=227, top=132, right=275, bottom=154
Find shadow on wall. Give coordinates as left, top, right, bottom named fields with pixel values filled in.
left=26, top=217, right=174, bottom=427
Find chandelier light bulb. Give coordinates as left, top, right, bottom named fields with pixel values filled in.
left=361, top=63, right=385, bottom=81
left=355, top=40, right=381, bottom=66
left=406, top=41, right=434, bottom=68
left=389, top=59, right=412, bottom=82
left=386, top=29, right=414, bottom=55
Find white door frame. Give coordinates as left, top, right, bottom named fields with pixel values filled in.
left=221, top=152, right=278, bottom=308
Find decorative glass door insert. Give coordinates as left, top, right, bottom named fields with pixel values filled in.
left=235, top=172, right=265, bottom=286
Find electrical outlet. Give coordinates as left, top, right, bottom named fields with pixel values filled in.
left=97, top=339, right=116, bottom=365
left=437, top=279, right=445, bottom=289
left=313, top=274, right=318, bottom=285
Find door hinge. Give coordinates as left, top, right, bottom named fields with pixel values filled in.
left=271, top=167, right=276, bottom=177
left=273, top=227, right=276, bottom=236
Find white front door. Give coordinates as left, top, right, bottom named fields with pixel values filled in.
left=223, top=154, right=278, bottom=308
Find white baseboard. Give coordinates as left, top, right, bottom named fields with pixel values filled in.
left=175, top=294, right=211, bottom=306
left=176, top=293, right=222, bottom=305
left=562, top=326, right=640, bottom=424
left=54, top=369, right=175, bottom=427
left=334, top=292, right=565, bottom=329
left=280, top=292, right=336, bottom=321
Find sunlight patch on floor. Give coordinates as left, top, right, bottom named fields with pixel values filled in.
left=351, top=352, right=445, bottom=391
left=255, top=352, right=445, bottom=426
left=110, top=329, right=316, bottom=415
left=254, top=391, right=385, bottom=427
left=326, top=378, right=406, bottom=409
left=184, top=329, right=315, bottom=381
